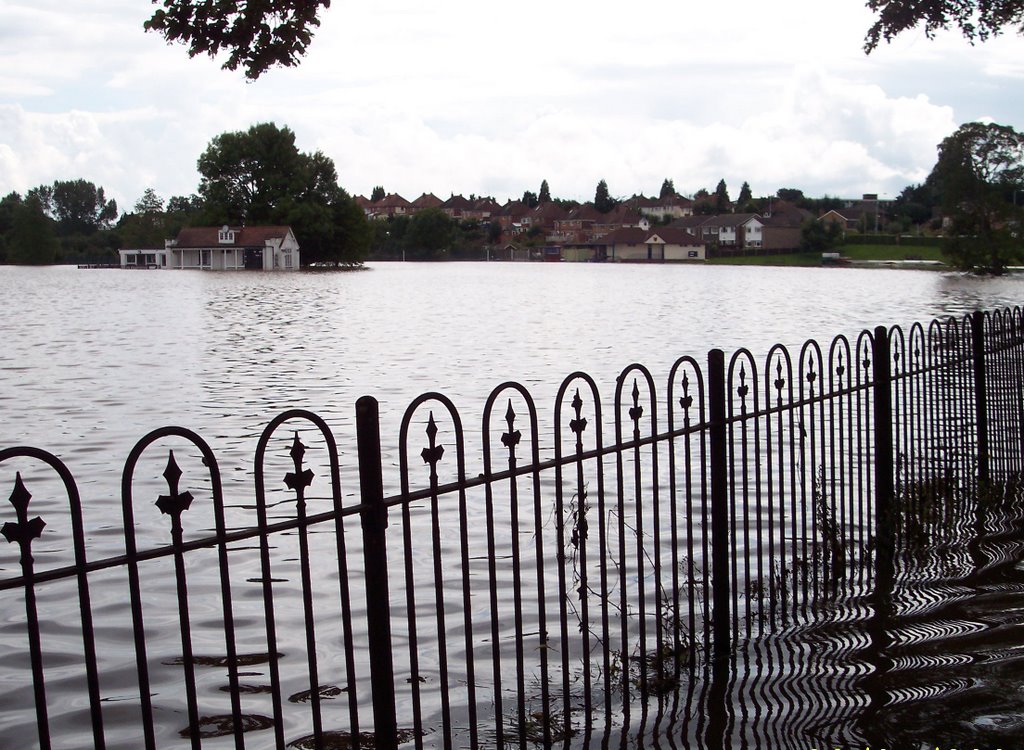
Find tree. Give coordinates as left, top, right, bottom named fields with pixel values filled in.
left=864, top=0, right=1024, bottom=53
left=32, top=179, right=118, bottom=236
left=538, top=180, right=551, bottom=204
left=403, top=208, right=453, bottom=260
left=929, top=121, right=1024, bottom=274
left=594, top=179, right=616, bottom=213
left=800, top=218, right=844, bottom=253
left=892, top=183, right=937, bottom=228
left=197, top=122, right=368, bottom=265
left=659, top=178, right=676, bottom=200
left=0, top=192, right=21, bottom=263
left=522, top=190, right=539, bottom=209
left=714, top=179, right=731, bottom=213
left=777, top=188, right=805, bottom=203
left=144, top=0, right=332, bottom=79
left=135, top=188, right=165, bottom=214
left=737, top=181, right=753, bottom=205
left=487, top=220, right=503, bottom=244
left=371, top=186, right=386, bottom=202
left=7, top=194, right=59, bottom=265
left=117, top=188, right=169, bottom=248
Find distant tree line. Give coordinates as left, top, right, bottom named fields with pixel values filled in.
left=1, top=122, right=370, bottom=267
left=4, top=120, right=1022, bottom=273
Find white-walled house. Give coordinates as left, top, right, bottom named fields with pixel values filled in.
left=120, top=226, right=301, bottom=271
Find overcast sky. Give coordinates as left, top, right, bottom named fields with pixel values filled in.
left=2, top=0, right=1023, bottom=211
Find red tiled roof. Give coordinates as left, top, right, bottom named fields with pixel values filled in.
left=173, top=226, right=294, bottom=248
left=600, top=227, right=649, bottom=244
left=379, top=193, right=412, bottom=209
left=444, top=194, right=473, bottom=210
left=411, top=193, right=443, bottom=208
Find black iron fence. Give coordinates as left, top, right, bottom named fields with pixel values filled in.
left=2, top=309, right=1023, bottom=749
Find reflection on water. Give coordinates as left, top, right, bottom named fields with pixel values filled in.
left=2, top=263, right=1024, bottom=748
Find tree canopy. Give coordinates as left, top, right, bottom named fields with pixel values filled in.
left=197, top=122, right=368, bottom=265
left=144, top=0, right=332, bottom=79
left=714, top=179, right=731, bottom=213
left=403, top=208, right=454, bottom=260
left=594, top=179, right=616, bottom=213
left=864, top=0, right=1024, bottom=52
left=3, top=193, right=60, bottom=265
left=928, top=121, right=1024, bottom=274
left=29, top=179, right=118, bottom=236
left=539, top=180, right=551, bottom=204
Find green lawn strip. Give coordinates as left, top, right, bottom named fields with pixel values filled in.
left=841, top=244, right=946, bottom=262
left=707, top=243, right=947, bottom=266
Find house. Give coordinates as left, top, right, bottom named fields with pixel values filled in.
left=697, top=213, right=762, bottom=248
left=442, top=194, right=474, bottom=221
left=410, top=193, right=443, bottom=215
left=637, top=194, right=695, bottom=222
left=121, top=225, right=301, bottom=271
left=373, top=193, right=413, bottom=219
left=496, top=200, right=531, bottom=235
left=597, top=226, right=705, bottom=262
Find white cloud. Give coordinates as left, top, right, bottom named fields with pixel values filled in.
left=0, top=0, right=1014, bottom=208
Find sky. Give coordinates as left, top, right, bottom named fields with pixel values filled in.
left=2, top=0, right=1023, bottom=212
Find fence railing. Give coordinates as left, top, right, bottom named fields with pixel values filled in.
left=2, top=308, right=1023, bottom=749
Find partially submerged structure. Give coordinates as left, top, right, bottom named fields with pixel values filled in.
left=119, top=226, right=300, bottom=270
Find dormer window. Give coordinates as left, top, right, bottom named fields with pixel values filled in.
left=218, top=226, right=235, bottom=244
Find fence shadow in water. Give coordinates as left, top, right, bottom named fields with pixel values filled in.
left=2, top=309, right=1024, bottom=749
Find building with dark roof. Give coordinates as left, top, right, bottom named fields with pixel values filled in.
left=120, top=225, right=300, bottom=270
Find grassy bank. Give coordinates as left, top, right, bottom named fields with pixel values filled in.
left=708, top=244, right=947, bottom=267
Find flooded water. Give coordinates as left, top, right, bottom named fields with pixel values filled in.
left=2, top=262, right=1021, bottom=486
left=2, top=262, right=1024, bottom=749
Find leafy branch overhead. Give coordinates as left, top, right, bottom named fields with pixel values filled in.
left=864, top=0, right=1024, bottom=52
left=144, top=0, right=332, bottom=79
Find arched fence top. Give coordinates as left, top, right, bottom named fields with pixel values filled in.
left=613, top=362, right=658, bottom=440
left=826, top=334, right=854, bottom=390
left=120, top=425, right=226, bottom=555
left=553, top=370, right=604, bottom=458
left=398, top=391, right=468, bottom=495
left=727, top=347, right=759, bottom=415
left=252, top=408, right=345, bottom=517
left=481, top=381, right=541, bottom=471
left=667, top=355, right=707, bottom=429
left=0, top=446, right=87, bottom=570
left=797, top=338, right=825, bottom=397
left=763, top=343, right=796, bottom=406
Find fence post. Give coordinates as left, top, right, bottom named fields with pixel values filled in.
left=355, top=396, right=398, bottom=749
left=970, top=310, right=990, bottom=486
left=871, top=326, right=896, bottom=606
left=707, top=349, right=730, bottom=660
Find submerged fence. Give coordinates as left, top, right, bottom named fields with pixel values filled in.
left=2, top=309, right=1023, bottom=749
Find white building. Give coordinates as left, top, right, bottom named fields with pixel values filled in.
left=119, top=226, right=300, bottom=270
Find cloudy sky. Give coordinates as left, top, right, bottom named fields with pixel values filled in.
left=2, top=0, right=1023, bottom=211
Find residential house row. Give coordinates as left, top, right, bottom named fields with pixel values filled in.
left=356, top=191, right=819, bottom=260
